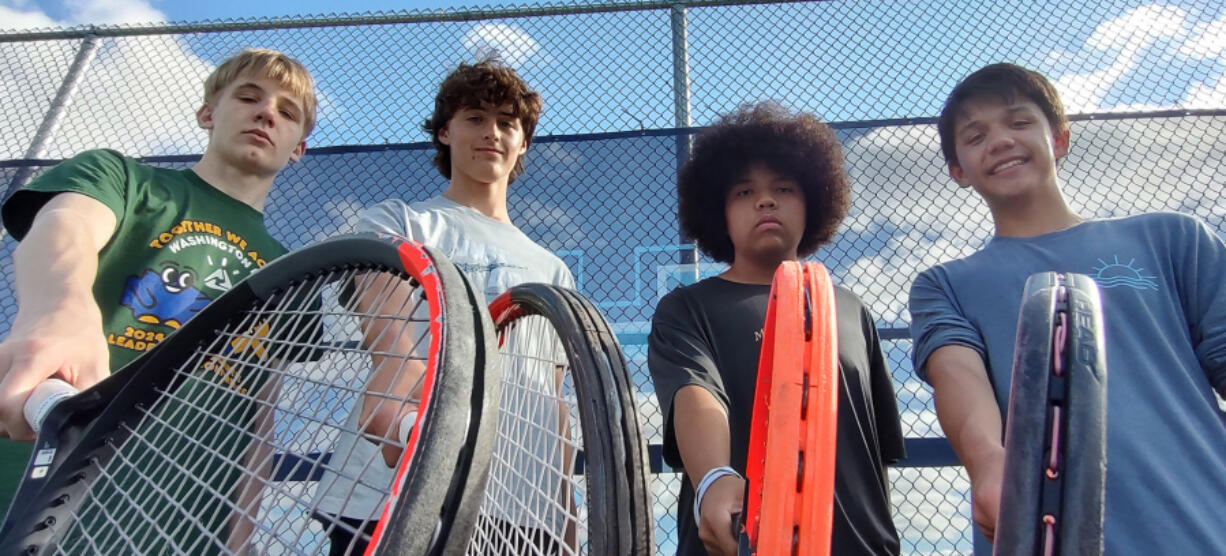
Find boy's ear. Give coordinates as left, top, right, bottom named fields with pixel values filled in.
left=289, top=140, right=307, bottom=163
left=196, top=104, right=214, bottom=131
left=1052, top=128, right=1071, bottom=160
left=948, top=163, right=970, bottom=188
left=438, top=125, right=450, bottom=146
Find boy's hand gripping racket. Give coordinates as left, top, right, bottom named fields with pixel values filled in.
left=737, top=261, right=840, bottom=556
left=3, top=233, right=500, bottom=555
left=995, top=272, right=1107, bottom=556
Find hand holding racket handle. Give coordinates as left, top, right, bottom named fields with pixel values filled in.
left=22, top=379, right=79, bottom=433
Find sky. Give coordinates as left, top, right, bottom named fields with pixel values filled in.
left=2, top=0, right=1225, bottom=552
left=2, top=0, right=486, bottom=27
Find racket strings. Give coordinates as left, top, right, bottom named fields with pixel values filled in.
left=469, top=315, right=584, bottom=556
left=49, top=264, right=440, bottom=555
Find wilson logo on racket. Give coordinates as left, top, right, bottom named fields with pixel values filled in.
left=201, top=320, right=273, bottom=394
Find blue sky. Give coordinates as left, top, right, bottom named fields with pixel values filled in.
left=8, top=0, right=485, bottom=24
left=2, top=1, right=1224, bottom=552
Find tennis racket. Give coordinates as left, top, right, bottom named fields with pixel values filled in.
left=995, top=272, right=1106, bottom=556
left=467, top=283, right=652, bottom=555
left=0, top=233, right=500, bottom=555
left=737, top=261, right=839, bottom=556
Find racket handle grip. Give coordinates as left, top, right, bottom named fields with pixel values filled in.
left=24, top=379, right=79, bottom=433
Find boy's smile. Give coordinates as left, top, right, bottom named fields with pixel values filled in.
left=948, top=97, right=1068, bottom=205
left=441, top=103, right=527, bottom=187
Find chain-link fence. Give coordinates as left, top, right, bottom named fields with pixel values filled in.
left=2, top=0, right=1224, bottom=553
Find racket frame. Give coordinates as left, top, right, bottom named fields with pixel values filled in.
left=995, top=272, right=1106, bottom=556
left=740, top=261, right=839, bottom=556
left=0, top=233, right=498, bottom=556
left=487, top=283, right=653, bottom=555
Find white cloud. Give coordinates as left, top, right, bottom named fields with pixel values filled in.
left=461, top=23, right=543, bottom=68
left=1045, top=4, right=1226, bottom=113
left=63, top=0, right=163, bottom=25
left=1053, top=5, right=1189, bottom=113
left=1180, top=13, right=1226, bottom=109
left=1180, top=15, right=1226, bottom=58
left=0, top=0, right=220, bottom=159
left=0, top=3, right=58, bottom=29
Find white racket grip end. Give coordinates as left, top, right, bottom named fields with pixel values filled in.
left=24, top=379, right=79, bottom=433
left=397, top=410, right=419, bottom=446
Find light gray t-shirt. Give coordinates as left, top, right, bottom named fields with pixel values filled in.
left=315, top=196, right=574, bottom=523
left=909, top=212, right=1226, bottom=555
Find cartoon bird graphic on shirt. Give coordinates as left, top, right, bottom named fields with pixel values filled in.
left=120, top=263, right=210, bottom=329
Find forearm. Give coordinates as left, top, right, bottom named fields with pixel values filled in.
left=353, top=273, right=424, bottom=437
left=927, top=349, right=1005, bottom=479
left=360, top=355, right=423, bottom=433
left=673, top=385, right=733, bottom=488
left=12, top=208, right=104, bottom=322
left=934, top=388, right=1004, bottom=480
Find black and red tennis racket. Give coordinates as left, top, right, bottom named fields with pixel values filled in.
left=737, top=261, right=839, bottom=556
left=1, top=233, right=499, bottom=555
left=470, top=283, right=652, bottom=555
left=995, top=272, right=1106, bottom=556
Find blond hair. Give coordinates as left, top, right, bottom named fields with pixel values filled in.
left=203, top=49, right=318, bottom=137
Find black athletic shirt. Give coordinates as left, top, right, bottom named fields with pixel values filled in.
left=648, top=276, right=905, bottom=555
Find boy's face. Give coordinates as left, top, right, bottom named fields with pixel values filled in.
left=948, top=96, right=1069, bottom=205
left=440, top=103, right=528, bottom=186
left=197, top=74, right=308, bottom=177
left=724, top=163, right=806, bottom=263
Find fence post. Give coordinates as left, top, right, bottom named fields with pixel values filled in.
left=4, top=34, right=101, bottom=213
left=671, top=3, right=698, bottom=273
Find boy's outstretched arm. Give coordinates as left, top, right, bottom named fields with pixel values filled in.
left=351, top=272, right=426, bottom=467
left=0, top=193, right=115, bottom=440
left=925, top=344, right=1005, bottom=542
left=674, top=384, right=742, bottom=556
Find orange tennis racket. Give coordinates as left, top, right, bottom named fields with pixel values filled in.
left=738, top=261, right=840, bottom=556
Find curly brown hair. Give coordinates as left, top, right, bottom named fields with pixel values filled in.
left=423, top=59, right=543, bottom=182
left=678, top=102, right=850, bottom=264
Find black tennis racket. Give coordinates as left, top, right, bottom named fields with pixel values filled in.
left=995, top=271, right=1107, bottom=556
left=468, top=283, right=652, bottom=555
left=0, top=233, right=499, bottom=555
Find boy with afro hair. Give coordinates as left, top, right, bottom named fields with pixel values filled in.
left=648, top=102, right=904, bottom=556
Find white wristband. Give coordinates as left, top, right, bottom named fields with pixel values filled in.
left=397, top=410, right=418, bottom=446
left=693, top=465, right=742, bottom=527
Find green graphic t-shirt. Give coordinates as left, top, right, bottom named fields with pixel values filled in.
left=0, top=149, right=289, bottom=515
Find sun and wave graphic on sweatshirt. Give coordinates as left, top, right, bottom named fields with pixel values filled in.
left=1090, top=256, right=1159, bottom=291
